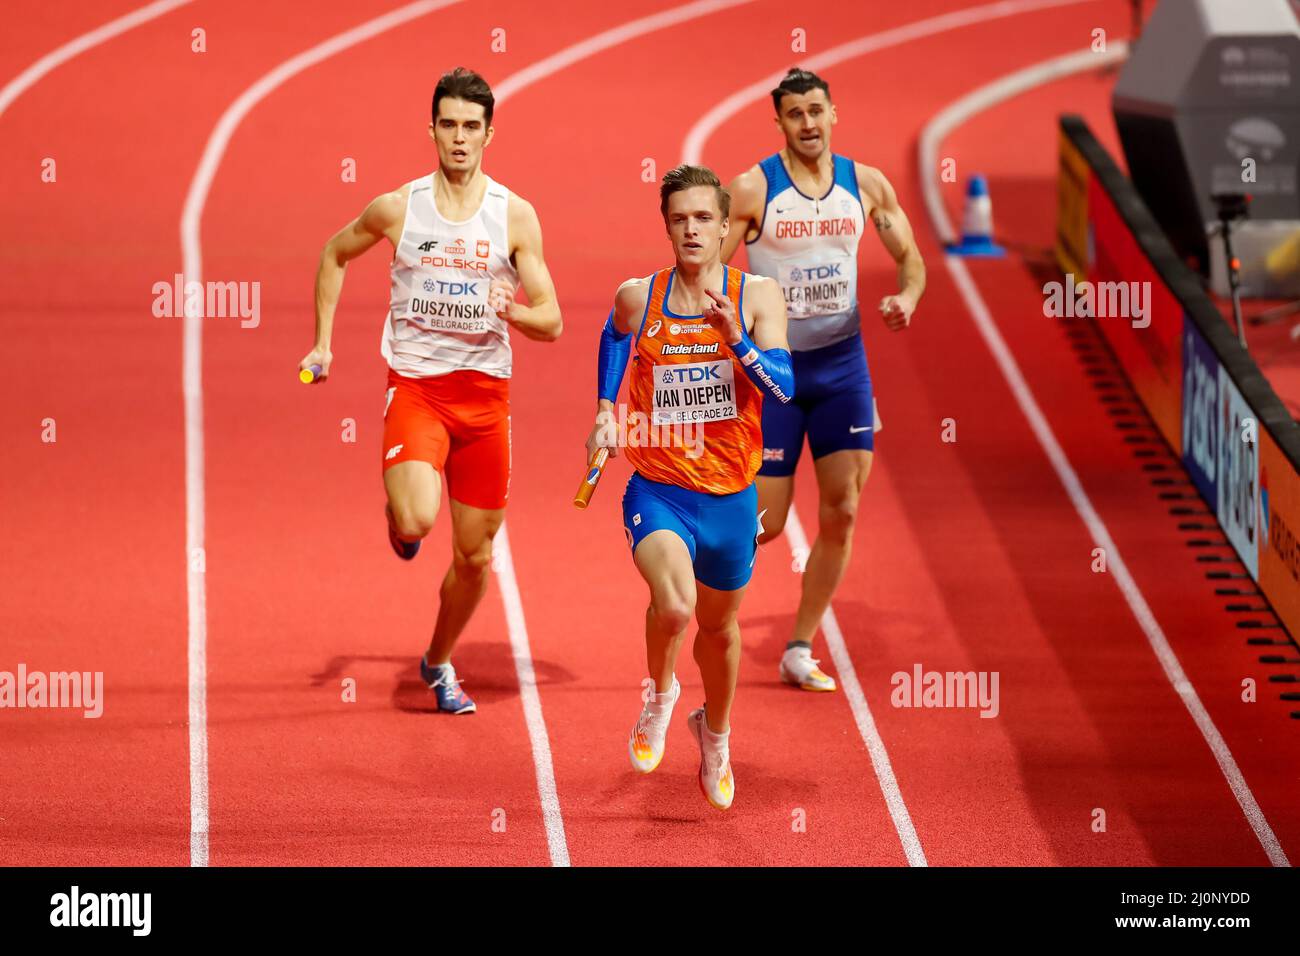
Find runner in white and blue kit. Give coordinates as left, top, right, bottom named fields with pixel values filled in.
left=722, top=68, right=926, bottom=693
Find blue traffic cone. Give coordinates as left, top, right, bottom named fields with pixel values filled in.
left=947, top=174, right=1005, bottom=257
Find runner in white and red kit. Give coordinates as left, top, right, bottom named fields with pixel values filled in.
left=299, top=67, right=562, bottom=714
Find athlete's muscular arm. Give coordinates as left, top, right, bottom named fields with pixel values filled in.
left=743, top=274, right=791, bottom=352
left=299, top=189, right=405, bottom=383
left=607, top=276, right=649, bottom=338
left=720, top=166, right=766, bottom=264
left=858, top=163, right=926, bottom=332
left=704, top=274, right=794, bottom=404
left=586, top=278, right=649, bottom=461
left=496, top=195, right=562, bottom=342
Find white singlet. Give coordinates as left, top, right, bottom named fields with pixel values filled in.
left=744, top=152, right=866, bottom=352
left=381, top=172, right=519, bottom=378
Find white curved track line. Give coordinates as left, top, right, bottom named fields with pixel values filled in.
left=677, top=0, right=1102, bottom=872
left=0, top=0, right=194, bottom=120
left=182, top=0, right=754, bottom=869
left=920, top=46, right=1290, bottom=867
left=180, top=0, right=461, bottom=869
left=920, top=44, right=1127, bottom=245
left=494, top=0, right=754, bottom=105
left=682, top=0, right=1095, bottom=166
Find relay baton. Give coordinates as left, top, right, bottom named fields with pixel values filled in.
left=573, top=447, right=610, bottom=509
left=299, top=364, right=323, bottom=384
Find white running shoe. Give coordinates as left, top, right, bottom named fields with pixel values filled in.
left=687, top=707, right=735, bottom=810
left=628, top=676, right=680, bottom=773
left=780, top=646, right=837, bottom=692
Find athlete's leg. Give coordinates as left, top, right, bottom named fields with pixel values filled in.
left=624, top=472, right=700, bottom=692
left=755, top=474, right=795, bottom=544
left=691, top=581, right=745, bottom=809
left=787, top=339, right=875, bottom=654
left=384, top=460, right=441, bottom=541
left=423, top=370, right=511, bottom=665
left=624, top=476, right=697, bottom=772
left=756, top=373, right=805, bottom=545
left=381, top=372, right=451, bottom=548
left=691, top=483, right=760, bottom=732
left=692, top=581, right=746, bottom=732
left=628, top=529, right=693, bottom=773
left=687, top=490, right=754, bottom=810
left=425, top=498, right=503, bottom=665
left=632, top=529, right=697, bottom=693
left=790, top=448, right=872, bottom=646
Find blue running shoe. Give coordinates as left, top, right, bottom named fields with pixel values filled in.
left=420, top=656, right=477, bottom=715
left=386, top=504, right=420, bottom=561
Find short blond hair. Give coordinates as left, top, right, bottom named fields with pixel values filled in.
left=659, top=164, right=730, bottom=221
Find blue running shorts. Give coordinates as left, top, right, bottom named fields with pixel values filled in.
left=622, top=472, right=762, bottom=592
left=759, top=331, right=874, bottom=477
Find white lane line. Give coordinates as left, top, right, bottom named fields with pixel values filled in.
left=180, top=0, right=462, bottom=868
left=491, top=524, right=569, bottom=866
left=181, top=0, right=754, bottom=869
left=678, top=0, right=1102, bottom=870
left=783, top=510, right=927, bottom=866
left=494, top=0, right=754, bottom=104
left=0, top=0, right=194, bottom=120
left=0, top=0, right=196, bottom=865
left=919, top=47, right=1290, bottom=867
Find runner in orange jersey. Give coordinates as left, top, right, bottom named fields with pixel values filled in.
left=586, top=165, right=793, bottom=809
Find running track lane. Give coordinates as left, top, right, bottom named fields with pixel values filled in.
left=193, top=0, right=564, bottom=866
left=0, top=0, right=375, bottom=864
left=0, top=0, right=499, bottom=866
left=0, top=0, right=243, bottom=867
left=496, top=0, right=1008, bottom=866
left=192, top=0, right=774, bottom=865
left=931, top=51, right=1300, bottom=860
left=682, top=0, right=1118, bottom=868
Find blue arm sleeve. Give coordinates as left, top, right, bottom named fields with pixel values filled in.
left=597, top=308, right=631, bottom=403
left=728, top=322, right=794, bottom=404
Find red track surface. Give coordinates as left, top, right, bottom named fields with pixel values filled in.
left=2, top=0, right=1297, bottom=867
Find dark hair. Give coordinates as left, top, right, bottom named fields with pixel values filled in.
left=770, top=67, right=831, bottom=113
left=659, top=164, right=730, bottom=220
left=432, top=67, right=494, bottom=125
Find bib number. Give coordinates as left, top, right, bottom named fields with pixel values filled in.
left=651, top=360, right=737, bottom=425
left=780, top=257, right=853, bottom=319
left=405, top=277, right=492, bottom=333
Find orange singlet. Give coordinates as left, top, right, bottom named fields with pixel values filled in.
left=626, top=266, right=764, bottom=495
